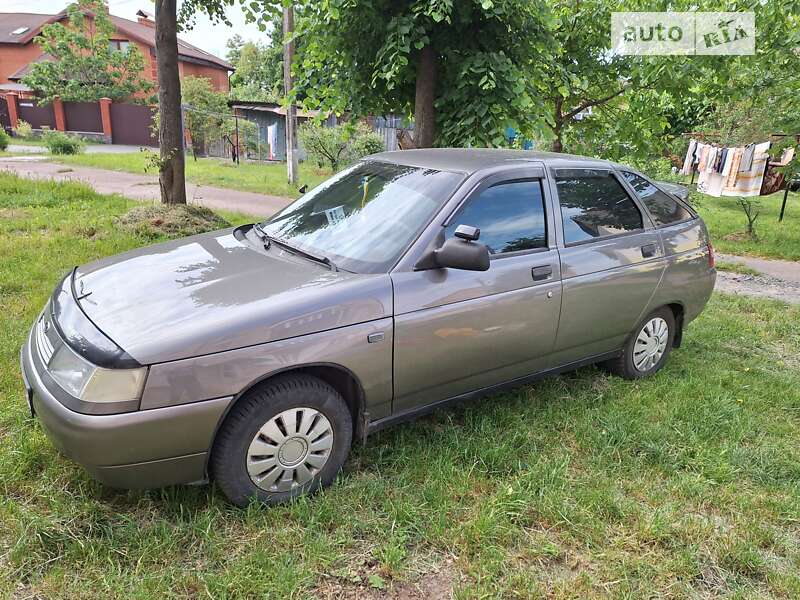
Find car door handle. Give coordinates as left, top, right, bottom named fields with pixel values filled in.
left=641, top=243, right=657, bottom=258
left=531, top=265, right=553, bottom=281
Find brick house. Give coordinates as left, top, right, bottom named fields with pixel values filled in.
left=0, top=7, right=233, bottom=97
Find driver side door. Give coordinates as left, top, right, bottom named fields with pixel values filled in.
left=390, top=171, right=563, bottom=415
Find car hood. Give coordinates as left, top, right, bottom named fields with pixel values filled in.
left=73, top=226, right=392, bottom=364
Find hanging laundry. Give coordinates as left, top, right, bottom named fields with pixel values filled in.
left=739, top=143, right=755, bottom=172
left=721, top=149, right=734, bottom=176
left=721, top=141, right=771, bottom=197
left=681, top=139, right=697, bottom=175
left=724, top=148, right=743, bottom=188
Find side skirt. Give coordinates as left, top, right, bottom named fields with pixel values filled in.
left=366, top=349, right=622, bottom=437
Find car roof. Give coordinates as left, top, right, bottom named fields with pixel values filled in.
left=367, top=148, right=617, bottom=174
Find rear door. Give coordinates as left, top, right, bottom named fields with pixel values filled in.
left=549, top=167, right=665, bottom=364
left=391, top=169, right=562, bottom=414
left=620, top=170, right=713, bottom=322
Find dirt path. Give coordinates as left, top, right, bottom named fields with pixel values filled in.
left=0, top=156, right=291, bottom=218
left=715, top=253, right=800, bottom=305
left=717, top=253, right=800, bottom=285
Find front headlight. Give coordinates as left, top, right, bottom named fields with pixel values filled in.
left=49, top=342, right=147, bottom=403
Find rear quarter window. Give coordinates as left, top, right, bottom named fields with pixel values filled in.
left=621, top=171, right=693, bottom=226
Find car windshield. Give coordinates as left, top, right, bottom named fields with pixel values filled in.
left=260, top=161, right=464, bottom=273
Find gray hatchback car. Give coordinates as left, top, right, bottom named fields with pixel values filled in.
left=21, top=149, right=715, bottom=506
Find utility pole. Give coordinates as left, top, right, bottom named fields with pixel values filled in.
left=283, top=5, right=298, bottom=185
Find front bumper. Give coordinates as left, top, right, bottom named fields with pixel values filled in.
left=20, top=330, right=232, bottom=489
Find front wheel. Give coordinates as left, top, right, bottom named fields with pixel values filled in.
left=211, top=374, right=353, bottom=507
left=603, top=307, right=675, bottom=380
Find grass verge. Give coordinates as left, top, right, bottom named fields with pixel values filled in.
left=1, top=172, right=800, bottom=597
left=695, top=190, right=800, bottom=261
left=54, top=150, right=331, bottom=199
left=715, top=261, right=762, bottom=276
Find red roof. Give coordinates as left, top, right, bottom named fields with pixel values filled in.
left=0, top=9, right=233, bottom=71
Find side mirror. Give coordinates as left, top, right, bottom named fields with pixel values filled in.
left=426, top=224, right=490, bottom=271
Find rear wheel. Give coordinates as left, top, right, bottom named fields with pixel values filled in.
left=211, top=374, right=352, bottom=506
left=603, top=307, right=675, bottom=379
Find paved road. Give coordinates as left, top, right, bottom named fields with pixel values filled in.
left=0, top=156, right=292, bottom=218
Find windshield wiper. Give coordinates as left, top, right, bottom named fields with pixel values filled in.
left=271, top=236, right=339, bottom=272
left=251, top=223, right=271, bottom=250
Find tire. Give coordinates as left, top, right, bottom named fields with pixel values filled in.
left=211, top=374, right=353, bottom=507
left=603, top=307, right=676, bottom=380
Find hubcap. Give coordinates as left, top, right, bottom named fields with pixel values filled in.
left=633, top=317, right=669, bottom=372
left=247, top=407, right=334, bottom=492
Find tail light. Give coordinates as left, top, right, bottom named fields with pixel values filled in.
left=707, top=241, right=715, bottom=268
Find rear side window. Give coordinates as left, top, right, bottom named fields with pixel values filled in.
left=446, top=179, right=546, bottom=254
left=621, top=171, right=693, bottom=226
left=555, top=173, right=643, bottom=244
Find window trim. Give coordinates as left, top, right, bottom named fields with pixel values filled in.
left=442, top=175, right=550, bottom=259
left=618, top=170, right=696, bottom=229
left=554, top=169, right=649, bottom=248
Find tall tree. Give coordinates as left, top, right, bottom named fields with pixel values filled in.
left=225, top=20, right=284, bottom=101
left=182, top=0, right=554, bottom=148
left=155, top=0, right=186, bottom=204
left=294, top=0, right=554, bottom=147
left=23, top=0, right=153, bottom=103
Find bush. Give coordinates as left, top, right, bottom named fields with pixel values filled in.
left=13, top=119, right=33, bottom=139
left=42, top=130, right=84, bottom=155
left=0, top=130, right=9, bottom=152
left=299, top=122, right=385, bottom=171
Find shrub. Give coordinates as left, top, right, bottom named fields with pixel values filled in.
left=348, top=124, right=385, bottom=160
left=13, top=119, right=33, bottom=139
left=42, top=130, right=84, bottom=155
left=299, top=122, right=385, bottom=171
left=0, top=130, right=9, bottom=152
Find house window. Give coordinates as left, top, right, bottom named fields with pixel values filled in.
left=109, top=40, right=130, bottom=53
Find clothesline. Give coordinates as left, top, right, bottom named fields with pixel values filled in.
left=681, top=138, right=795, bottom=198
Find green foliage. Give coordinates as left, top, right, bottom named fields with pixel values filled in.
left=42, top=131, right=84, bottom=155
left=181, top=0, right=799, bottom=155
left=295, top=0, right=555, bottom=147
left=21, top=0, right=153, bottom=103
left=298, top=122, right=384, bottom=171
left=617, top=155, right=681, bottom=183
left=0, top=130, right=9, bottom=152
left=179, top=76, right=231, bottom=159
left=13, top=120, right=33, bottom=139
left=225, top=22, right=284, bottom=102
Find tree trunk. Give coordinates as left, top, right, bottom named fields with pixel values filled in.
left=551, top=100, right=564, bottom=153
left=413, top=44, right=437, bottom=148
left=155, top=0, right=186, bottom=204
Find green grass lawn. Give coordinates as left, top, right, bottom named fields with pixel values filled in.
left=694, top=190, right=800, bottom=262
left=54, top=150, right=332, bottom=199
left=2, top=173, right=800, bottom=597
